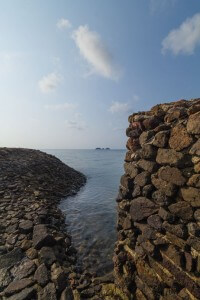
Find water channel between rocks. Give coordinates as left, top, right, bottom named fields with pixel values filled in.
left=45, top=149, right=125, bottom=276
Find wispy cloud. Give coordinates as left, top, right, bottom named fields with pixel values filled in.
left=109, top=102, right=132, bottom=114
left=44, top=102, right=77, bottom=110
left=38, top=72, right=62, bottom=94
left=150, top=0, right=177, bottom=13
left=65, top=120, right=86, bottom=130
left=162, top=13, right=200, bottom=55
left=57, top=18, right=72, bottom=30
left=72, top=25, right=121, bottom=80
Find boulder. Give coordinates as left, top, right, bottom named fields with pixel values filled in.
left=0, top=248, right=24, bottom=269
left=181, top=187, right=200, bottom=207
left=134, top=171, right=151, bottom=187
left=32, top=224, right=56, bottom=250
left=168, top=202, right=193, bottom=221
left=34, top=263, right=49, bottom=287
left=130, top=197, right=158, bottom=221
left=5, top=286, right=37, bottom=300
left=39, top=247, right=56, bottom=267
left=187, top=174, right=200, bottom=188
left=4, top=278, right=34, bottom=296
left=187, top=111, right=200, bottom=134
left=38, top=282, right=57, bottom=300
left=19, top=220, right=33, bottom=234
left=137, top=159, right=158, bottom=173
left=158, top=166, right=186, bottom=186
left=151, top=174, right=177, bottom=197
left=169, top=125, right=193, bottom=151
left=156, top=148, right=184, bottom=167
left=11, top=259, right=36, bottom=280
left=153, top=131, right=169, bottom=148
left=189, top=139, right=200, bottom=156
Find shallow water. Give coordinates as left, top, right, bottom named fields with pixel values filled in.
left=45, top=149, right=125, bottom=275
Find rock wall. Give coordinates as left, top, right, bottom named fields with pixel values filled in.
left=114, top=98, right=200, bottom=299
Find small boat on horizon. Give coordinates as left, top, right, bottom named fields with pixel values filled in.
left=95, top=147, right=110, bottom=150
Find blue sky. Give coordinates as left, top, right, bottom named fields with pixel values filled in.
left=0, top=0, right=200, bottom=149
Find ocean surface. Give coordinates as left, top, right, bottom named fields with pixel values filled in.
left=45, top=149, right=125, bottom=275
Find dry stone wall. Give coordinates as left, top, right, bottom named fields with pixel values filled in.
left=114, top=98, right=200, bottom=300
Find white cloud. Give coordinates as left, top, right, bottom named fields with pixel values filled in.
left=44, top=102, right=77, bottom=110
left=65, top=120, right=85, bottom=130
left=162, top=13, right=200, bottom=55
left=72, top=25, right=121, bottom=80
left=38, top=72, right=62, bottom=94
left=57, top=18, right=72, bottom=30
left=109, top=102, right=132, bottom=114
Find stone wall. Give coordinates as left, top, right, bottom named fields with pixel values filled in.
left=114, top=98, right=200, bottom=299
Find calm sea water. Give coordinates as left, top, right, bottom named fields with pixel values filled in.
left=45, top=149, right=125, bottom=275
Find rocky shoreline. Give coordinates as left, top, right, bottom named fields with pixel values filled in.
left=0, top=148, right=127, bottom=300
left=0, top=148, right=88, bottom=299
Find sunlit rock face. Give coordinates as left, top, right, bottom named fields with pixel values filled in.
left=114, top=98, right=200, bottom=299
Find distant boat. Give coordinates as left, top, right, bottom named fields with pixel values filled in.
left=95, top=147, right=110, bottom=150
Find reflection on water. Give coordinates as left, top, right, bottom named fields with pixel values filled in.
left=45, top=149, right=125, bottom=275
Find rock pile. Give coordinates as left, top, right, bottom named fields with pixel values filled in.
left=114, top=98, right=200, bottom=299
left=0, top=148, right=86, bottom=299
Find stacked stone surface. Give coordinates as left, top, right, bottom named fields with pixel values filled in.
left=114, top=98, right=200, bottom=299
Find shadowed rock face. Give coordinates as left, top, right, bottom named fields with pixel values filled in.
left=115, top=98, right=200, bottom=299
left=0, top=148, right=86, bottom=299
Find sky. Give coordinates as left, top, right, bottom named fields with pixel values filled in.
left=0, top=0, right=200, bottom=149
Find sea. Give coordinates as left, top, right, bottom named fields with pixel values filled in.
left=45, top=149, right=126, bottom=275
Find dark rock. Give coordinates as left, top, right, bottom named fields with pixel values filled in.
left=181, top=187, right=200, bottom=207
left=187, top=174, right=200, bottom=188
left=163, top=222, right=187, bottom=239
left=158, top=166, right=186, bottom=186
left=124, top=162, right=139, bottom=178
left=153, top=131, right=169, bottom=148
left=151, top=174, right=177, bottom=197
left=0, top=268, right=12, bottom=292
left=19, top=220, right=33, bottom=234
left=132, top=185, right=141, bottom=198
left=168, top=202, right=193, bottom=221
left=143, top=116, right=160, bottom=130
left=32, top=224, right=56, bottom=250
left=142, top=184, right=154, bottom=197
left=134, top=171, right=151, bottom=187
left=0, top=248, right=24, bottom=269
left=152, top=190, right=172, bottom=206
left=34, top=263, right=49, bottom=287
left=4, top=278, right=34, bottom=296
left=6, top=286, right=37, bottom=300
left=139, top=144, right=157, bottom=159
left=126, top=138, right=140, bottom=151
left=120, top=175, right=133, bottom=190
left=130, top=197, right=158, bottom=221
left=39, top=247, right=56, bottom=267
left=11, top=259, right=36, bottom=280
left=139, top=131, right=154, bottom=146
left=137, top=159, right=158, bottom=173
left=156, top=148, right=184, bottom=167
left=147, top=215, right=162, bottom=231
left=38, top=282, right=57, bottom=300
left=51, top=266, right=67, bottom=292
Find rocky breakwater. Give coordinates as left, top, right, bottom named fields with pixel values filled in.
left=114, top=98, right=200, bottom=299
left=0, top=148, right=86, bottom=299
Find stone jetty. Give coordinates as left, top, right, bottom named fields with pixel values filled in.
left=114, top=98, right=200, bottom=299
left=0, top=148, right=87, bottom=299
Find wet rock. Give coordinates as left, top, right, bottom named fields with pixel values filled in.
left=32, top=224, right=56, bottom=250
left=156, top=148, right=184, bottom=167
left=19, top=220, right=33, bottom=234
left=130, top=197, right=158, bottom=221
left=169, top=124, right=193, bottom=151
left=39, top=247, right=56, bottom=267
left=187, top=111, right=200, bottom=134
left=38, top=282, right=57, bottom=300
left=34, top=263, right=49, bottom=287
left=158, top=166, right=186, bottom=186
left=4, top=278, right=34, bottom=296
left=0, top=248, right=24, bottom=269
